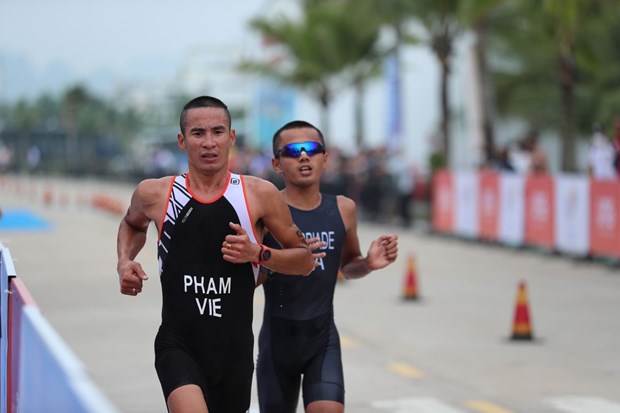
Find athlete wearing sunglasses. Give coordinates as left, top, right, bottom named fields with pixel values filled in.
left=257, top=120, right=399, bottom=413
left=274, top=141, right=326, bottom=158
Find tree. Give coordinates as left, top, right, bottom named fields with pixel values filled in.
left=61, top=85, right=91, bottom=171
left=9, top=99, right=39, bottom=171
left=459, top=0, right=509, bottom=163
left=491, top=0, right=619, bottom=171
left=243, top=4, right=344, bottom=136
left=409, top=0, right=463, bottom=165
left=244, top=0, right=385, bottom=144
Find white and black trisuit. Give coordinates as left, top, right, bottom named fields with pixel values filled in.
left=154, top=172, right=259, bottom=413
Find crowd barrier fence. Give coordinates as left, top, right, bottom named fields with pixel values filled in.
left=431, top=169, right=620, bottom=260
left=0, top=242, right=119, bottom=413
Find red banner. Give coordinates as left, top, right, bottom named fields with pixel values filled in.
left=432, top=170, right=454, bottom=233
left=524, top=175, right=555, bottom=248
left=589, top=180, right=620, bottom=258
left=478, top=171, right=500, bottom=241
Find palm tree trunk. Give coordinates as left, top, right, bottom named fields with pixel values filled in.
left=474, top=18, right=496, bottom=163
left=353, top=79, right=365, bottom=147
left=440, top=57, right=451, bottom=160
left=318, top=85, right=331, bottom=137
left=559, top=53, right=577, bottom=172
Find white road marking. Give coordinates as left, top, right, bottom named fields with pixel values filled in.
left=546, top=397, right=620, bottom=413
left=372, top=397, right=467, bottom=413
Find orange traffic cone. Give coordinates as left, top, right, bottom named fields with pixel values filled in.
left=43, top=188, right=53, bottom=206
left=511, top=281, right=534, bottom=340
left=402, top=254, right=419, bottom=300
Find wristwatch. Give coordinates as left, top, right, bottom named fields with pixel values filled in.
left=258, top=244, right=272, bottom=265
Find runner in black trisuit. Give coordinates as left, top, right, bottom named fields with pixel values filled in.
left=257, top=121, right=399, bottom=413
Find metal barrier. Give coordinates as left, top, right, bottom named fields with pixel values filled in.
left=0, top=242, right=119, bottom=413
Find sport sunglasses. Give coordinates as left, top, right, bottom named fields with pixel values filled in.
left=274, top=141, right=326, bottom=158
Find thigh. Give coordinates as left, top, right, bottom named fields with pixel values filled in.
left=167, top=384, right=209, bottom=413
left=302, top=323, right=345, bottom=408
left=207, top=343, right=254, bottom=413
left=257, top=342, right=302, bottom=413
left=155, top=338, right=208, bottom=403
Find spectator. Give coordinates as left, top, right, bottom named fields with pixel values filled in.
left=524, top=131, right=548, bottom=174
left=588, top=123, right=616, bottom=180
left=613, top=118, right=620, bottom=177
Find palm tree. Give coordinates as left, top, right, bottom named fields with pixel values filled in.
left=459, top=0, right=509, bottom=163
left=61, top=85, right=91, bottom=172
left=371, top=0, right=420, bottom=150
left=244, top=0, right=386, bottom=144
left=9, top=99, right=39, bottom=172
left=243, top=4, right=347, bottom=136
left=321, top=0, right=385, bottom=147
left=491, top=0, right=617, bottom=172
left=409, top=0, right=463, bottom=164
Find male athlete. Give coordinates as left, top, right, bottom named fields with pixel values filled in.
left=116, top=97, right=316, bottom=413
left=257, top=120, right=399, bottom=412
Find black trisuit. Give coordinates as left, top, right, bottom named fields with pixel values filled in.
left=154, top=173, right=259, bottom=413
left=257, top=194, right=347, bottom=413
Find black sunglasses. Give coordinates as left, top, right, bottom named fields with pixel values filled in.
left=275, top=141, right=326, bottom=158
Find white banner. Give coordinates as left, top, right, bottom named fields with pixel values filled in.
left=498, top=174, right=525, bottom=246
left=554, top=174, right=590, bottom=256
left=454, top=171, right=479, bottom=238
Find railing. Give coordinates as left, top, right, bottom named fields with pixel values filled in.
left=0, top=242, right=119, bottom=413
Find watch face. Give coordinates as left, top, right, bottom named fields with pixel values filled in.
left=262, top=249, right=271, bottom=262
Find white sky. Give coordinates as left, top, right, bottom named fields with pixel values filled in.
left=0, top=0, right=270, bottom=78
left=0, top=0, right=448, bottom=167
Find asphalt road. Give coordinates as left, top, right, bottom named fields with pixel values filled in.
left=1, top=175, right=619, bottom=413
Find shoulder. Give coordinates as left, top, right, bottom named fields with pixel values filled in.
left=241, top=174, right=280, bottom=197
left=336, top=194, right=357, bottom=220
left=134, top=176, right=175, bottom=204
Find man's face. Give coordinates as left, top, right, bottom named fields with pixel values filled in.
left=272, top=127, right=327, bottom=187
left=178, top=107, right=235, bottom=174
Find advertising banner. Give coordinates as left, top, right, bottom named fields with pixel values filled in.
left=431, top=170, right=454, bottom=233
left=454, top=171, right=479, bottom=239
left=589, top=180, right=620, bottom=258
left=498, top=174, right=525, bottom=246
left=554, top=174, right=590, bottom=256
left=478, top=171, right=500, bottom=241
left=524, top=175, right=555, bottom=249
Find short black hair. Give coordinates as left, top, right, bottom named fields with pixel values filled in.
left=179, top=96, right=231, bottom=134
left=272, top=120, right=325, bottom=156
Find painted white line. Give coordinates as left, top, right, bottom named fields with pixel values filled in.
left=372, top=397, right=467, bottom=413
left=546, top=397, right=620, bottom=413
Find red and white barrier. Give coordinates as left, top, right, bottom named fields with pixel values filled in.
left=432, top=169, right=620, bottom=259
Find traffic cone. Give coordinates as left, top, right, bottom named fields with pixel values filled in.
left=402, top=254, right=419, bottom=300
left=43, top=187, right=53, bottom=206
left=510, top=281, right=534, bottom=340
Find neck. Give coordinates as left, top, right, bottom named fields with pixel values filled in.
left=282, top=186, right=322, bottom=211
left=187, top=169, right=230, bottom=199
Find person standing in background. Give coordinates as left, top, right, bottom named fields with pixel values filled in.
left=588, top=122, right=616, bottom=180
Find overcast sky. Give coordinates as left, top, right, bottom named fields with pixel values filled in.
left=0, top=0, right=444, bottom=164
left=0, top=0, right=281, bottom=98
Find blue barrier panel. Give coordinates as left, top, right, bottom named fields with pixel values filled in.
left=17, top=306, right=119, bottom=413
